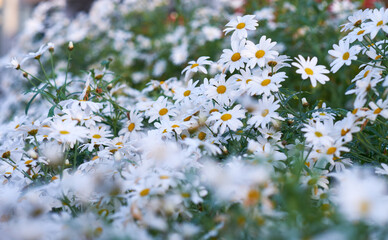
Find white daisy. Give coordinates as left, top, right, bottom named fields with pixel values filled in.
left=328, top=39, right=361, bottom=73
left=242, top=36, right=278, bottom=69
left=218, top=38, right=248, bottom=73
left=247, top=95, right=283, bottom=128
left=207, top=105, right=246, bottom=134
left=224, top=15, right=258, bottom=40
left=181, top=56, right=212, bottom=79
left=205, top=74, right=238, bottom=106
left=292, top=55, right=330, bottom=87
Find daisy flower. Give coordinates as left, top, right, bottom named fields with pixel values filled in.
left=218, top=38, right=247, bottom=73
left=248, top=70, right=286, bottom=96
left=302, top=121, right=334, bottom=147
left=146, top=96, right=177, bottom=123
left=6, top=57, right=20, bottom=70
left=365, top=8, right=388, bottom=39
left=328, top=39, right=361, bottom=73
left=292, top=55, right=330, bottom=87
left=224, top=15, right=258, bottom=40
left=82, top=126, right=113, bottom=152
left=173, top=79, right=199, bottom=104
left=48, top=119, right=88, bottom=148
left=206, top=105, right=246, bottom=134
left=242, top=36, right=278, bottom=69
left=205, top=74, right=238, bottom=106
left=247, top=95, right=283, bottom=128
left=228, top=68, right=258, bottom=91
left=367, top=98, right=388, bottom=121
left=21, top=43, right=51, bottom=64
left=340, top=9, right=369, bottom=32
left=181, top=56, right=212, bottom=79
left=344, top=27, right=368, bottom=43
left=119, top=110, right=144, bottom=135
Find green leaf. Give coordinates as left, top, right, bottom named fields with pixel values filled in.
left=47, top=105, right=56, bottom=117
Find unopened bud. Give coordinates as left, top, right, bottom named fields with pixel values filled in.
left=302, top=97, right=309, bottom=107
left=48, top=42, right=55, bottom=52
left=68, top=41, right=74, bottom=51
left=27, top=149, right=38, bottom=160
left=23, top=72, right=28, bottom=78
left=107, top=83, right=113, bottom=91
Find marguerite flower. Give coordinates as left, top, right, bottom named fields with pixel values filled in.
left=205, top=74, right=238, bottom=106
left=6, top=57, right=20, bottom=70
left=207, top=105, right=246, bottom=134
left=119, top=110, right=144, bottom=135
left=146, top=96, right=177, bottom=123
left=242, top=36, right=278, bottom=69
left=328, top=39, right=361, bottom=73
left=49, top=119, right=88, bottom=148
left=181, top=56, right=212, bottom=79
left=292, top=55, right=330, bottom=87
left=247, top=95, right=283, bottom=128
left=341, top=9, right=369, bottom=32
left=218, top=38, right=247, bottom=73
left=173, top=79, right=199, bottom=104
left=302, top=121, right=334, bottom=147
left=365, top=8, right=388, bottom=39
left=224, top=15, right=258, bottom=40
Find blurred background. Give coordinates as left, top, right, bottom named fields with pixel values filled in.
left=0, top=0, right=95, bottom=55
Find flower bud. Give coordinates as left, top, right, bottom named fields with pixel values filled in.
left=302, top=97, right=309, bottom=107
left=68, top=41, right=74, bottom=51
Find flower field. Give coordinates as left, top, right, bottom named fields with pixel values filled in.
left=0, top=0, right=387, bottom=239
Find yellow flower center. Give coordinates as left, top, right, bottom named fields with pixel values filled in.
left=377, top=20, right=384, bottom=26
left=172, top=124, right=179, bottom=128
left=128, top=123, right=135, bottom=132
left=261, top=109, right=269, bottom=117
left=342, top=52, right=350, bottom=60
left=374, top=108, right=382, bottom=114
left=198, top=131, right=207, bottom=140
left=363, top=70, right=370, bottom=78
left=246, top=79, right=252, bottom=84
left=60, top=130, right=70, bottom=135
left=341, top=128, right=350, bottom=136
left=231, top=52, right=241, bottom=62
left=261, top=79, right=271, bottom=86
left=315, top=131, right=323, bottom=137
left=354, top=20, right=362, bottom=27
left=236, top=22, right=246, bottom=29
left=326, top=147, right=336, bottom=155
left=360, top=201, right=370, bottom=215
left=184, top=116, right=192, bottom=121
left=159, top=108, right=168, bottom=116
left=217, top=85, right=227, bottom=94
left=210, top=108, right=219, bottom=114
left=183, top=90, right=191, bottom=97
left=221, top=113, right=232, bottom=121
left=140, top=188, right=150, bottom=197
left=255, top=50, right=265, bottom=59
left=356, top=30, right=365, bottom=36
left=93, top=134, right=102, bottom=139
left=191, top=63, right=199, bottom=69
left=160, top=175, right=169, bottom=179
left=25, top=160, right=33, bottom=165
left=305, top=68, right=314, bottom=75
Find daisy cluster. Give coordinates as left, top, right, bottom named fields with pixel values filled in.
left=0, top=6, right=388, bottom=240
left=0, top=0, right=364, bottom=125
